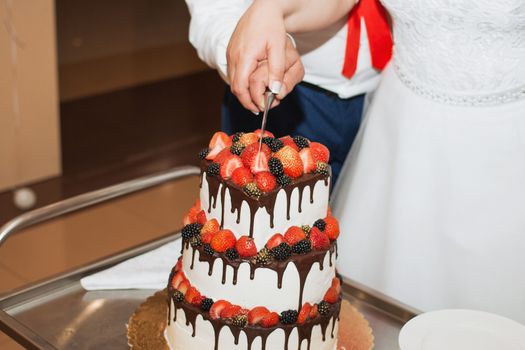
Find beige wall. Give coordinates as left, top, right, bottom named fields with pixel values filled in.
left=0, top=1, right=61, bottom=191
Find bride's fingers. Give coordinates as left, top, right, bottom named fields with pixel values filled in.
left=249, top=64, right=270, bottom=111
left=231, top=56, right=260, bottom=114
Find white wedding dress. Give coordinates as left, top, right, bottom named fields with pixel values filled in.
left=332, top=0, right=525, bottom=323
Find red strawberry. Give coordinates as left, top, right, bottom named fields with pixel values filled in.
left=248, top=306, right=270, bottom=325
left=274, top=146, right=304, bottom=178
left=309, top=304, right=319, bottom=318
left=299, top=148, right=316, bottom=173
left=323, top=286, right=339, bottom=303
left=251, top=152, right=269, bottom=174
left=201, top=231, right=215, bottom=244
left=185, top=286, right=201, bottom=303
left=220, top=304, right=242, bottom=319
left=210, top=229, right=237, bottom=253
left=177, top=280, right=190, bottom=295
left=175, top=257, right=182, bottom=271
left=236, top=236, right=258, bottom=258
left=241, top=143, right=271, bottom=170
left=260, top=312, right=279, bottom=328
left=332, top=277, right=342, bottom=294
left=324, top=216, right=340, bottom=240
left=254, top=129, right=275, bottom=138
left=255, top=171, right=276, bottom=192
left=231, top=167, right=253, bottom=187
left=284, top=226, right=306, bottom=245
left=297, top=303, right=312, bottom=324
left=201, top=218, right=220, bottom=235
left=209, top=300, right=232, bottom=320
left=192, top=295, right=205, bottom=306
left=239, top=132, right=259, bottom=146
left=266, top=233, right=285, bottom=249
left=214, top=148, right=233, bottom=165
left=171, top=271, right=186, bottom=289
left=182, top=199, right=201, bottom=225
left=220, top=155, right=243, bottom=179
left=310, top=227, right=330, bottom=250
left=279, top=136, right=300, bottom=151
left=196, top=210, right=207, bottom=225
left=310, top=142, right=330, bottom=163
left=207, top=132, right=232, bottom=160
left=201, top=219, right=220, bottom=244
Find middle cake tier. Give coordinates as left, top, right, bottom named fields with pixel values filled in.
left=200, top=169, right=331, bottom=248
left=180, top=242, right=337, bottom=313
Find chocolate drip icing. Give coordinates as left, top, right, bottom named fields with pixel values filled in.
left=201, top=162, right=329, bottom=238
left=186, top=241, right=337, bottom=311
left=168, top=285, right=341, bottom=350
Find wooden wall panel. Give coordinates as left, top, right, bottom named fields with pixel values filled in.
left=0, top=0, right=61, bottom=191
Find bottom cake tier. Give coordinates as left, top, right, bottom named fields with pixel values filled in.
left=166, top=297, right=340, bottom=350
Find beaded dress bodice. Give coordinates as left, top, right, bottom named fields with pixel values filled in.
left=381, top=0, right=525, bottom=105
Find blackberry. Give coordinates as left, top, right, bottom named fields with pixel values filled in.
left=276, top=175, right=292, bottom=187
left=201, top=298, right=214, bottom=311
left=232, top=132, right=245, bottom=143
left=261, top=137, right=275, bottom=148
left=230, top=142, right=245, bottom=156
left=269, top=138, right=284, bottom=152
left=231, top=315, right=248, bottom=327
left=225, top=248, right=239, bottom=260
left=203, top=243, right=215, bottom=255
left=207, top=162, right=220, bottom=176
left=292, top=239, right=312, bottom=255
left=279, top=310, right=298, bottom=324
left=268, top=157, right=284, bottom=177
left=181, top=223, right=202, bottom=240
left=315, top=162, right=330, bottom=176
left=270, top=243, right=292, bottom=261
left=318, top=301, right=331, bottom=316
left=173, top=290, right=184, bottom=303
left=293, top=136, right=310, bottom=149
left=190, top=235, right=202, bottom=247
left=313, top=219, right=326, bottom=231
left=198, top=147, right=210, bottom=160
left=243, top=182, right=262, bottom=199
left=301, top=225, right=312, bottom=235
left=254, top=247, right=272, bottom=265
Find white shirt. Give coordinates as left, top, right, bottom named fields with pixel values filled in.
left=185, top=0, right=380, bottom=99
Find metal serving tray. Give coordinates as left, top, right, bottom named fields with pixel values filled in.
left=0, top=166, right=418, bottom=350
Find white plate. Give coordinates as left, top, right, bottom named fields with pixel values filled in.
left=399, top=309, right=525, bottom=350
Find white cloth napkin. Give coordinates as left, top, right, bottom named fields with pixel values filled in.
left=80, top=239, right=182, bottom=290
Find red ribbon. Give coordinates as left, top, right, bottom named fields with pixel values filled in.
left=342, top=0, right=393, bottom=78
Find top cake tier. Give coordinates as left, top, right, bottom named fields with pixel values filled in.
left=193, top=131, right=332, bottom=246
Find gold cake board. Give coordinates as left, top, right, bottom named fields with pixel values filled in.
left=127, top=289, right=374, bottom=350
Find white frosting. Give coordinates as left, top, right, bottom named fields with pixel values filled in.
left=182, top=246, right=336, bottom=312
left=166, top=300, right=339, bottom=350
left=200, top=173, right=330, bottom=248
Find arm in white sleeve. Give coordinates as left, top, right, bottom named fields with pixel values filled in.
left=185, top=0, right=251, bottom=82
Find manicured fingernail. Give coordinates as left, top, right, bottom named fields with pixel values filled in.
left=252, top=110, right=259, bottom=115
left=270, top=81, right=282, bottom=94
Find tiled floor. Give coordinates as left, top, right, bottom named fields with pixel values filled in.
left=0, top=175, right=199, bottom=348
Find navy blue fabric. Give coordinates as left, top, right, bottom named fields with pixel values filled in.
left=221, top=84, right=365, bottom=186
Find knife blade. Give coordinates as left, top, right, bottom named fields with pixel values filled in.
left=257, top=91, right=276, bottom=159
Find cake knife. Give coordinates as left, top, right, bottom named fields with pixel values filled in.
left=257, top=90, right=276, bottom=158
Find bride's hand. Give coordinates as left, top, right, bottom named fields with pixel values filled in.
left=248, top=37, right=305, bottom=111
left=227, top=0, right=287, bottom=113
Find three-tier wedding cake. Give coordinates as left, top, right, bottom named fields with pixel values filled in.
left=166, top=130, right=342, bottom=350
